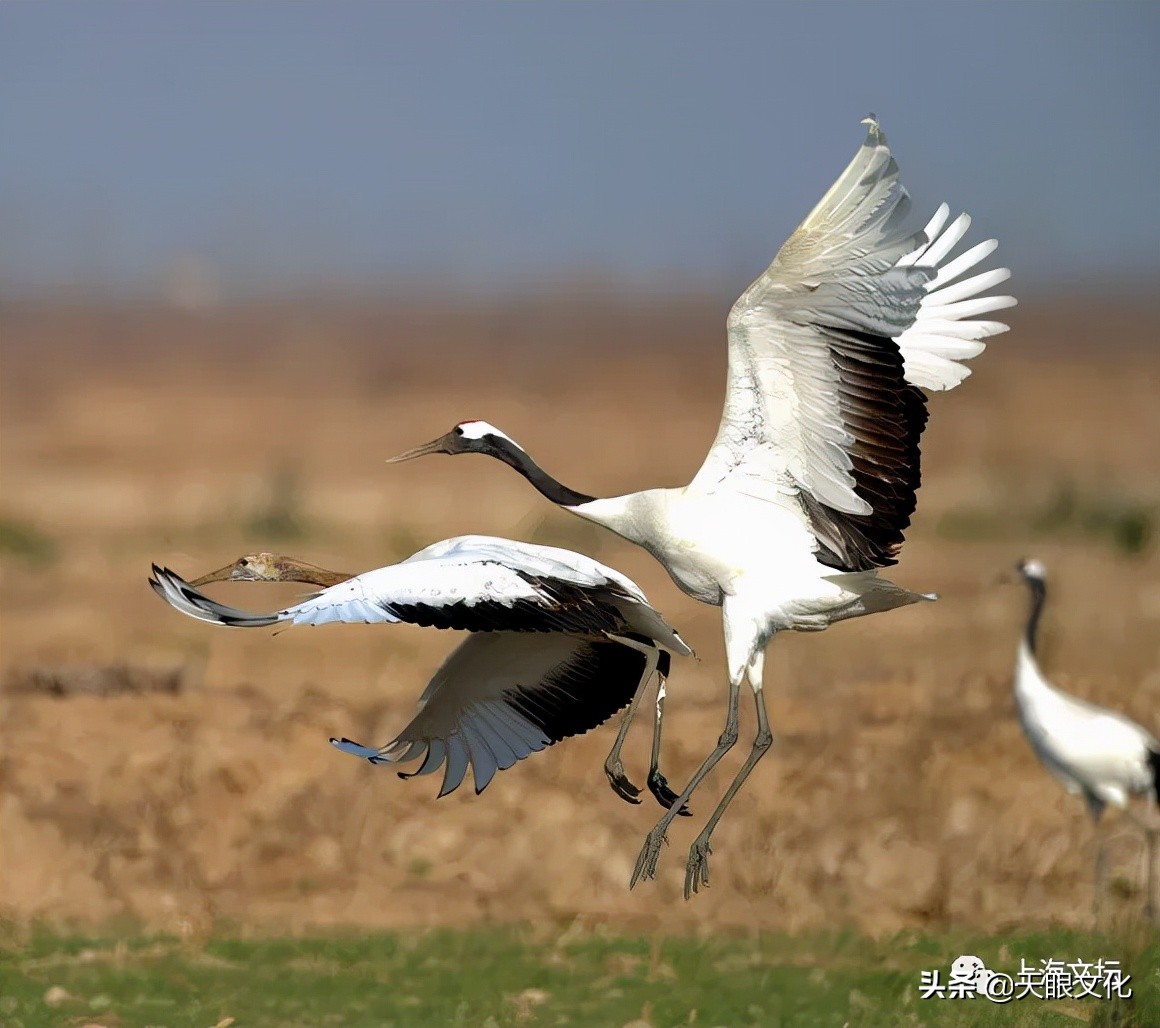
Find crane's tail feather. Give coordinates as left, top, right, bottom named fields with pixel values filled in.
left=1149, top=747, right=1160, bottom=805
left=149, top=565, right=283, bottom=627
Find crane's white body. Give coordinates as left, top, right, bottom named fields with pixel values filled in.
left=1015, top=639, right=1158, bottom=819
left=1011, top=559, right=1159, bottom=921
left=574, top=489, right=931, bottom=680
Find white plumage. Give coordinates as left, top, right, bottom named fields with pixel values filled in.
left=389, top=117, right=1016, bottom=897
left=1014, top=559, right=1159, bottom=817
left=1017, top=649, right=1160, bottom=817
left=1013, top=558, right=1159, bottom=920
left=150, top=536, right=690, bottom=800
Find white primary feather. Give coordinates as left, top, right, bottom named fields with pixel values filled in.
left=895, top=213, right=1015, bottom=392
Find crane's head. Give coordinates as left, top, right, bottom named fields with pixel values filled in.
left=1014, top=557, right=1047, bottom=584
left=386, top=420, right=521, bottom=464
left=190, top=553, right=318, bottom=586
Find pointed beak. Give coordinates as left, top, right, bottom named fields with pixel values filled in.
left=993, top=568, right=1016, bottom=586
left=386, top=435, right=453, bottom=464
left=189, top=562, right=240, bottom=587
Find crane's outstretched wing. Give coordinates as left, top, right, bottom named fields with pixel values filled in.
left=405, top=537, right=692, bottom=656
left=331, top=631, right=655, bottom=796
left=150, top=559, right=628, bottom=636
left=691, top=117, right=1015, bottom=572
left=151, top=537, right=691, bottom=653
left=407, top=535, right=648, bottom=601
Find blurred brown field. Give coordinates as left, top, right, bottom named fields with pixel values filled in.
left=1, top=293, right=1158, bottom=940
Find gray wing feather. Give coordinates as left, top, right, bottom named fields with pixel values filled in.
left=388, top=739, right=426, bottom=764
left=403, top=738, right=446, bottom=778
left=438, top=736, right=471, bottom=797
left=460, top=722, right=501, bottom=794
left=467, top=710, right=523, bottom=771
left=333, top=632, right=651, bottom=798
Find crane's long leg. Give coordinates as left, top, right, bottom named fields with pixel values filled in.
left=684, top=654, right=773, bottom=898
left=630, top=674, right=742, bottom=889
left=1118, top=810, right=1159, bottom=923
left=1145, top=828, right=1157, bottom=924
left=603, top=639, right=661, bottom=804
left=1093, top=837, right=1107, bottom=926
left=646, top=654, right=691, bottom=817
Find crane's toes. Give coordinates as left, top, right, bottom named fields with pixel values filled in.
left=604, top=761, right=643, bottom=805
left=683, top=838, right=712, bottom=900
left=647, top=770, right=692, bottom=817
left=630, top=827, right=668, bottom=889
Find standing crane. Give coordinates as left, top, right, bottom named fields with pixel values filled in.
left=150, top=537, right=690, bottom=802
left=1012, top=558, right=1159, bottom=922
left=387, top=117, right=1017, bottom=896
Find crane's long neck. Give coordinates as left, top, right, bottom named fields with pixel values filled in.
left=274, top=558, right=353, bottom=588
left=1023, top=575, right=1047, bottom=654
left=300, top=566, right=353, bottom=588
left=483, top=434, right=653, bottom=546
left=1013, top=574, right=1066, bottom=720
left=488, top=437, right=597, bottom=508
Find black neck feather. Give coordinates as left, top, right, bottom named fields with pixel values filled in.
left=490, top=439, right=596, bottom=508
left=1024, top=577, right=1047, bottom=653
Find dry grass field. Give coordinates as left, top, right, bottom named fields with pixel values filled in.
left=2, top=293, right=1159, bottom=943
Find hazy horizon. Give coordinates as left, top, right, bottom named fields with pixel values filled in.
left=3, top=2, right=1158, bottom=299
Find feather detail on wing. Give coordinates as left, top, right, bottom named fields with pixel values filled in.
left=330, top=632, right=653, bottom=796
left=405, top=535, right=650, bottom=604
left=692, top=117, right=1015, bottom=572
left=894, top=207, right=1015, bottom=391
left=151, top=537, right=691, bottom=652
left=149, top=566, right=287, bottom=627
left=150, top=559, right=629, bottom=636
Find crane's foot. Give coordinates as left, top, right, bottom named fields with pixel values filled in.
left=604, top=759, right=642, bottom=805
left=684, top=836, right=712, bottom=899
left=630, top=826, right=669, bottom=888
left=647, top=769, right=691, bottom=816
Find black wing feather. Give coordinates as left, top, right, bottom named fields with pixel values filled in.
left=802, top=328, right=929, bottom=571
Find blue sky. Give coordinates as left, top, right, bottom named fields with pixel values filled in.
left=2, top=2, right=1157, bottom=296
